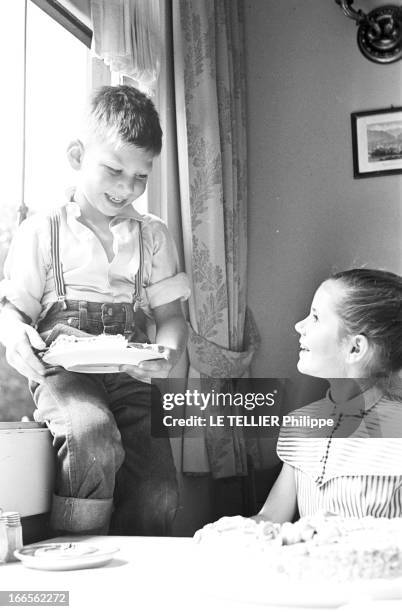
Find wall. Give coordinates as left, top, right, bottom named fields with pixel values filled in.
left=244, top=0, right=402, bottom=412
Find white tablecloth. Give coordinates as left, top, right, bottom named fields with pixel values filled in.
left=2, top=536, right=402, bottom=611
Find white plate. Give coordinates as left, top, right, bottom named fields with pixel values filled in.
left=14, top=543, right=119, bottom=571
left=43, top=344, right=167, bottom=374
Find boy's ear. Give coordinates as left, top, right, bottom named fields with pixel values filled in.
left=67, top=140, right=84, bottom=170
left=346, top=334, right=369, bottom=364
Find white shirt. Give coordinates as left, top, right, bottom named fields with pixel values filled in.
left=0, top=201, right=190, bottom=324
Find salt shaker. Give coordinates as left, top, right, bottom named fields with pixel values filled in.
left=0, top=516, right=8, bottom=564
left=2, top=512, right=23, bottom=562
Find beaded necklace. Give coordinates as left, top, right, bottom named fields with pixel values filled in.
left=317, top=411, right=343, bottom=485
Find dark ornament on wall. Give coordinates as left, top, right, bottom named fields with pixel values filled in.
left=335, top=0, right=402, bottom=63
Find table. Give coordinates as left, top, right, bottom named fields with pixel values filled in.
left=2, top=536, right=402, bottom=612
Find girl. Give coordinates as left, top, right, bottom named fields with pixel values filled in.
left=256, top=268, right=402, bottom=523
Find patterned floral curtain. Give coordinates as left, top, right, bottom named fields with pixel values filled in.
left=172, top=0, right=260, bottom=478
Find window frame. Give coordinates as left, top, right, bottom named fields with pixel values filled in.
left=30, top=0, right=92, bottom=48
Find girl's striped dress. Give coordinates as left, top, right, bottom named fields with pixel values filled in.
left=277, top=384, right=402, bottom=518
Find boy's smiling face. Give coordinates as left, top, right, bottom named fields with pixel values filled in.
left=68, top=137, right=154, bottom=218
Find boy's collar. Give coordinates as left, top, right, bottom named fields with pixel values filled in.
left=65, top=191, right=145, bottom=223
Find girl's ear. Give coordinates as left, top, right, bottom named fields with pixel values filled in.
left=66, top=140, right=84, bottom=170
left=346, top=334, right=369, bottom=364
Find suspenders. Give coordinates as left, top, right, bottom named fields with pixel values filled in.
left=49, top=211, right=67, bottom=309
left=49, top=209, right=144, bottom=310
left=133, top=220, right=144, bottom=310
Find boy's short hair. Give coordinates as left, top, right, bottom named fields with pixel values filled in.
left=87, top=85, right=162, bottom=155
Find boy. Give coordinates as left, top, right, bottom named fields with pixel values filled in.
left=0, top=85, right=190, bottom=536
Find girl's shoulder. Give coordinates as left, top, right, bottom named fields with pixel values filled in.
left=370, top=389, right=402, bottom=437
left=278, top=397, right=333, bottom=442
left=288, top=396, right=332, bottom=418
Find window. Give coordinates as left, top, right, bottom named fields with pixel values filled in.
left=0, top=1, right=90, bottom=236
left=0, top=1, right=26, bottom=249
left=1, top=1, right=148, bottom=230
left=0, top=0, right=91, bottom=421
left=25, top=1, right=90, bottom=211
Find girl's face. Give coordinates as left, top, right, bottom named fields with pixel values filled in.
left=295, top=280, right=351, bottom=379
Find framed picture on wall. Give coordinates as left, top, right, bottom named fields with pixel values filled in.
left=351, top=107, right=402, bottom=178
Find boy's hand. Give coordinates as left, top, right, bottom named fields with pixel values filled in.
left=119, top=348, right=178, bottom=382
left=120, top=300, right=188, bottom=383
left=3, top=322, right=47, bottom=382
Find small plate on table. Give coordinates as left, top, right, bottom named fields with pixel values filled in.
left=14, top=543, right=119, bottom=571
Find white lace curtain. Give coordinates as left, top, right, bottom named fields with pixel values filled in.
left=90, top=0, right=161, bottom=88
